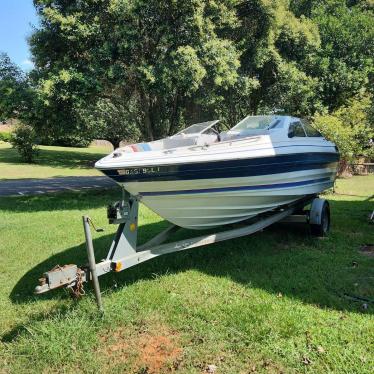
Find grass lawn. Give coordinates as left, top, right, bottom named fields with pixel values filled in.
left=0, top=142, right=112, bottom=179
left=0, top=176, right=373, bottom=373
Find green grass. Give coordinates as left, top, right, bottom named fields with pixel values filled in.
left=0, top=176, right=373, bottom=373
left=0, top=142, right=111, bottom=179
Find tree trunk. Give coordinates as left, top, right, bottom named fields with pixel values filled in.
left=111, top=139, right=121, bottom=149
left=109, top=138, right=121, bottom=150
left=140, top=91, right=154, bottom=141
left=168, top=93, right=180, bottom=136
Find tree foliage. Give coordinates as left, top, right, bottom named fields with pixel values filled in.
left=0, top=53, right=32, bottom=121
left=0, top=0, right=372, bottom=155
left=79, top=98, right=141, bottom=149
left=314, top=94, right=374, bottom=161
left=311, top=0, right=374, bottom=109
left=29, top=0, right=242, bottom=142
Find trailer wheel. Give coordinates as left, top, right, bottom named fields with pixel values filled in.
left=310, top=199, right=330, bottom=237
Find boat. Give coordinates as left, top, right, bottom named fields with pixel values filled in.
left=95, top=115, right=339, bottom=229
left=35, top=115, right=339, bottom=302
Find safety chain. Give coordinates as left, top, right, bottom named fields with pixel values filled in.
left=68, top=268, right=85, bottom=299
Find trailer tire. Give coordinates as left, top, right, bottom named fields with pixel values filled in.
left=310, top=200, right=330, bottom=237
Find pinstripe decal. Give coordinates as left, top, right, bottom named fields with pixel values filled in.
left=140, top=177, right=331, bottom=196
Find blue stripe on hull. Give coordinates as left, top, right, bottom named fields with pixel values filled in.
left=100, top=152, right=339, bottom=183
left=140, top=177, right=331, bottom=196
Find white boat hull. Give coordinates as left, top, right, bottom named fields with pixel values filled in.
left=95, top=119, right=339, bottom=229
left=123, top=168, right=336, bottom=229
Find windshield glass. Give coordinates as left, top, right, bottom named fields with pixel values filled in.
left=231, top=116, right=279, bottom=131
left=176, top=121, right=218, bottom=135
left=301, top=119, right=322, bottom=137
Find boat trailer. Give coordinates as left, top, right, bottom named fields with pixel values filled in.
left=34, top=191, right=330, bottom=311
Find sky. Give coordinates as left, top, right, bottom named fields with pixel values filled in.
left=0, top=0, right=38, bottom=70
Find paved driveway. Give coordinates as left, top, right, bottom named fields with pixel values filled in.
left=0, top=176, right=117, bottom=196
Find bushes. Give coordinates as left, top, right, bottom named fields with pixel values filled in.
left=0, top=131, right=11, bottom=142
left=313, top=114, right=356, bottom=161
left=313, top=95, right=374, bottom=162
left=38, top=133, right=91, bottom=148
left=10, top=124, right=39, bottom=163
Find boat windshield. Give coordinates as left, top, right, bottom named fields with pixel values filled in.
left=231, top=116, right=280, bottom=131
left=301, top=119, right=322, bottom=137
left=176, top=120, right=219, bottom=135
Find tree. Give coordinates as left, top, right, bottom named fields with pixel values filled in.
left=26, top=0, right=374, bottom=148
left=30, top=0, right=241, bottom=143
left=290, top=0, right=374, bottom=111
left=0, top=53, right=32, bottom=121
left=223, top=0, right=322, bottom=118
left=10, top=123, right=39, bottom=163
left=79, top=98, right=141, bottom=149
left=30, top=0, right=329, bottom=136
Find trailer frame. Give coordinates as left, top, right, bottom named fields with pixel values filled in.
left=34, top=191, right=330, bottom=311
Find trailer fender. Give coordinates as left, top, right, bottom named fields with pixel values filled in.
left=310, top=198, right=327, bottom=225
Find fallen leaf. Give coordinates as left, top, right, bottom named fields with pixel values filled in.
left=206, top=364, right=217, bottom=373
left=317, top=346, right=325, bottom=353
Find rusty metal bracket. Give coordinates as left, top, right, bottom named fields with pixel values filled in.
left=34, top=264, right=86, bottom=294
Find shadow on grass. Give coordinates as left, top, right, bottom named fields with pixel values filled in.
left=9, top=198, right=374, bottom=319
left=0, top=146, right=107, bottom=170
left=0, top=188, right=121, bottom=212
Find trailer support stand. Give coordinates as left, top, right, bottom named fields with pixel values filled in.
left=83, top=216, right=103, bottom=312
